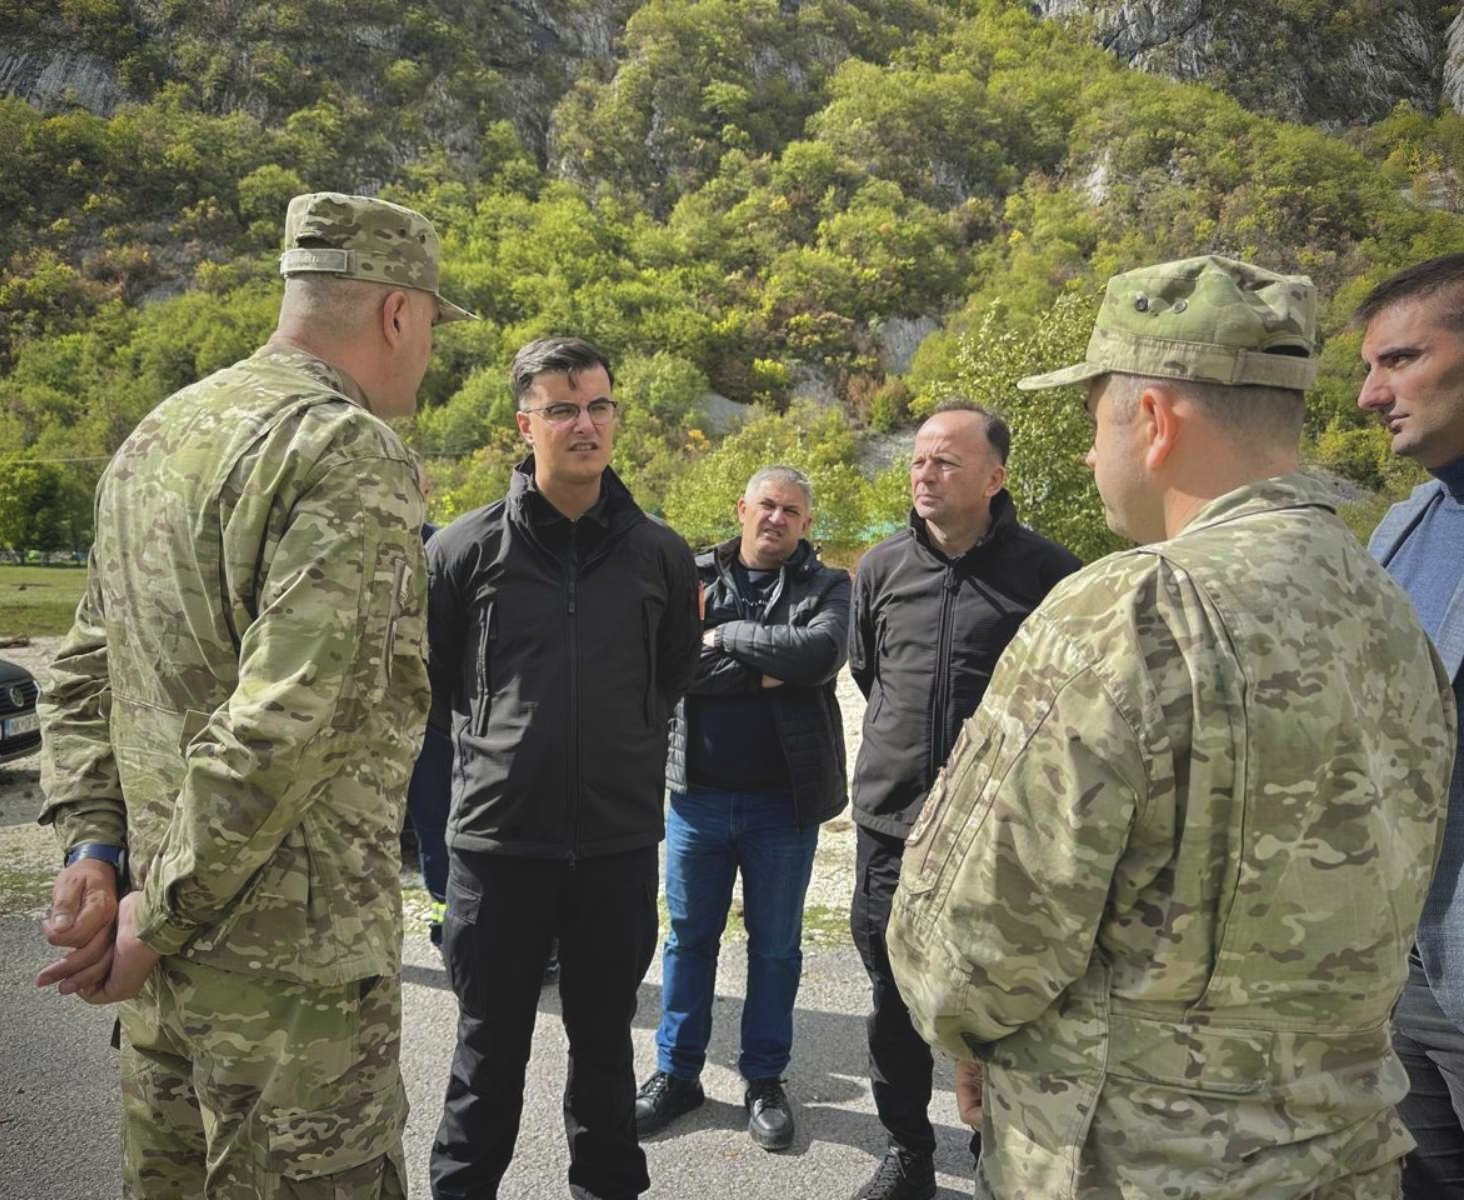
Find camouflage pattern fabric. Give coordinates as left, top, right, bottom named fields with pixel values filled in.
left=1017, top=254, right=1317, bottom=393
left=120, top=955, right=407, bottom=1198
left=280, top=191, right=474, bottom=323
left=888, top=473, right=1456, bottom=1199
left=38, top=343, right=430, bottom=985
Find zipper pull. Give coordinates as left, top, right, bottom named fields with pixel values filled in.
left=568, top=576, right=577, bottom=615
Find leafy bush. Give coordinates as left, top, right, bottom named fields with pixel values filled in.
left=662, top=404, right=868, bottom=549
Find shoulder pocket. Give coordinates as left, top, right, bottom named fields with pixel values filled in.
left=337, top=543, right=409, bottom=725
left=902, top=718, right=1004, bottom=897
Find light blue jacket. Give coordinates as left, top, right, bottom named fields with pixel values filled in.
left=1372, top=478, right=1464, bottom=1030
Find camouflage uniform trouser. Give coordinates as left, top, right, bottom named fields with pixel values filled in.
left=974, top=1158, right=1400, bottom=1199
left=118, top=956, right=408, bottom=1199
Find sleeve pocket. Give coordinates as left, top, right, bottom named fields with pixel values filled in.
left=341, top=543, right=408, bottom=720
left=901, top=719, right=1004, bottom=896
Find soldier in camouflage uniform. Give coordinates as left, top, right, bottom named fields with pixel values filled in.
left=886, top=255, right=1458, bottom=1199
left=34, top=192, right=473, bottom=1198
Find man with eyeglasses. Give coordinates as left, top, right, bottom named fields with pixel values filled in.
left=425, top=336, right=701, bottom=1200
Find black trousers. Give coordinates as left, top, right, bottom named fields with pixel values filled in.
left=851, top=825, right=939, bottom=1159
left=1396, top=953, right=1464, bottom=1199
left=430, top=846, right=660, bottom=1200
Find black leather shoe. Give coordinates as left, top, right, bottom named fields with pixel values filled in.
left=744, top=1077, right=794, bottom=1151
left=634, top=1070, right=704, bottom=1136
left=848, top=1150, right=937, bottom=1200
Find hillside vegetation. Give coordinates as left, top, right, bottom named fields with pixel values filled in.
left=2, top=0, right=1461, bottom=560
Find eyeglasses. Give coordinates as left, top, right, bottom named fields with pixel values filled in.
left=521, top=399, right=620, bottom=426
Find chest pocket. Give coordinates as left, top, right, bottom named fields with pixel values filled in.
left=469, top=592, right=496, bottom=738
left=902, top=717, right=1005, bottom=897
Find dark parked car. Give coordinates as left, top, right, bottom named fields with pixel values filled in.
left=0, top=658, right=41, bottom=764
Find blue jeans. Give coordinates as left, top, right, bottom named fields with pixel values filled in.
left=656, top=786, right=818, bottom=1083
left=1395, top=952, right=1464, bottom=1198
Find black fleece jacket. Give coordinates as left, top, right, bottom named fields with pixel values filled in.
left=426, top=459, right=700, bottom=859
left=849, top=491, right=1081, bottom=836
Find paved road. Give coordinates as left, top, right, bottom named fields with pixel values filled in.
left=2, top=916, right=976, bottom=1199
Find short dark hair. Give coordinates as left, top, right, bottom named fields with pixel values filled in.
left=927, top=398, right=1011, bottom=464
left=1107, top=373, right=1305, bottom=445
left=510, top=337, right=616, bottom=407
left=1354, top=254, right=1464, bottom=332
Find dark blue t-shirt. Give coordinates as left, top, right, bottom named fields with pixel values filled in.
left=686, top=562, right=791, bottom=792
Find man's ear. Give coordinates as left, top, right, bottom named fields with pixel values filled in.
left=985, top=462, right=1007, bottom=497
left=381, top=290, right=411, bottom=348
left=515, top=408, right=533, bottom=446
left=1140, top=384, right=1179, bottom=471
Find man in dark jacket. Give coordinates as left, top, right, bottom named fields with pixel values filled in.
left=847, top=402, right=1081, bottom=1200
left=425, top=337, right=701, bottom=1200
left=634, top=465, right=850, bottom=1152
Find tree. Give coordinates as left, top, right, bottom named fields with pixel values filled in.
left=0, top=459, right=93, bottom=553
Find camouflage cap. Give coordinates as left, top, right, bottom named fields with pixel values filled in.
left=279, top=192, right=475, bottom=324
left=1016, top=255, right=1317, bottom=392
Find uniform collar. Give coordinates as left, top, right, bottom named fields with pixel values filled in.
left=1176, top=472, right=1337, bottom=539
left=256, top=341, right=372, bottom=411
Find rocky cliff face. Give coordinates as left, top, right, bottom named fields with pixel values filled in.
left=8, top=1, right=1461, bottom=148
left=0, top=0, right=632, bottom=160
left=0, top=43, right=127, bottom=116
left=1446, top=9, right=1464, bottom=114
left=1033, top=0, right=1458, bottom=126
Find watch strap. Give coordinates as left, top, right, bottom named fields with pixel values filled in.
left=64, top=842, right=127, bottom=875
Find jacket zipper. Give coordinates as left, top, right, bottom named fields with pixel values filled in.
left=928, top=565, right=957, bottom=785
left=567, top=522, right=580, bottom=865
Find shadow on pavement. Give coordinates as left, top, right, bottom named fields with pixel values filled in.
left=523, top=977, right=978, bottom=1169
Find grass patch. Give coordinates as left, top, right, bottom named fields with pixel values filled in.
left=0, top=564, right=87, bottom=639
left=0, top=862, right=51, bottom=914
left=722, top=900, right=852, bottom=948
left=397, top=872, right=854, bottom=947
left=799, top=904, right=853, bottom=947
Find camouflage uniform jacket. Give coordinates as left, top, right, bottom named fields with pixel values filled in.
left=888, top=473, right=1456, bottom=1199
left=38, top=344, right=430, bottom=986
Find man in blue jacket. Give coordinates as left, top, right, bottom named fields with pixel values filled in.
left=634, top=465, right=850, bottom=1151
left=1360, top=253, right=1464, bottom=1198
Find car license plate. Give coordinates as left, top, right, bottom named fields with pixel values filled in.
left=3, top=712, right=39, bottom=738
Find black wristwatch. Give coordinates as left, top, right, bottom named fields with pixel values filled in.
left=65, top=842, right=128, bottom=879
